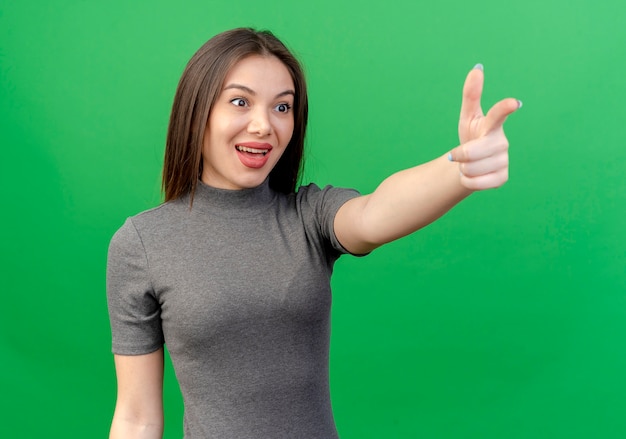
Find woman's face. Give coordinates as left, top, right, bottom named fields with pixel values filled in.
left=201, top=55, right=295, bottom=190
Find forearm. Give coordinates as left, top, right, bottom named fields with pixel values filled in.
left=109, top=412, right=163, bottom=439
left=110, top=351, right=164, bottom=439
left=337, top=153, right=471, bottom=254
left=335, top=67, right=518, bottom=255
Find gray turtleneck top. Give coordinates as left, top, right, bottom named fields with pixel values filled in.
left=106, top=180, right=360, bottom=438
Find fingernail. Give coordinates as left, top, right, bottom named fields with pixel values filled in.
left=447, top=152, right=454, bottom=162
left=516, top=99, right=523, bottom=109
left=473, top=63, right=484, bottom=71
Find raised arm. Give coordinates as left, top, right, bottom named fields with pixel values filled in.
left=109, top=349, right=165, bottom=439
left=334, top=65, right=521, bottom=255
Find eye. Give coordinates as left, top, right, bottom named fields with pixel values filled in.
left=230, top=98, right=248, bottom=107
left=275, top=103, right=292, bottom=113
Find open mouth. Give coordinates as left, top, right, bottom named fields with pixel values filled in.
left=234, top=143, right=273, bottom=169
left=236, top=145, right=269, bottom=156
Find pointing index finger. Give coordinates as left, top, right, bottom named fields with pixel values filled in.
left=459, top=64, right=485, bottom=123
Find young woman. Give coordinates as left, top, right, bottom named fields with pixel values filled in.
left=107, top=28, right=520, bottom=438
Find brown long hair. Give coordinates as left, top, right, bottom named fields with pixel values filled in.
left=162, top=28, right=308, bottom=202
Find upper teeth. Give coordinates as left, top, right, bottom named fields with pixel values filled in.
left=237, top=146, right=268, bottom=154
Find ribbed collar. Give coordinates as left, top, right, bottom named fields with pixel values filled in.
left=180, top=179, right=277, bottom=217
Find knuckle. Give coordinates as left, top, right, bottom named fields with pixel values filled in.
left=462, top=143, right=475, bottom=161
left=497, top=170, right=509, bottom=186
left=460, top=144, right=468, bottom=160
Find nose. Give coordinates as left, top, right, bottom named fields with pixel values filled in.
left=247, top=108, right=272, bottom=137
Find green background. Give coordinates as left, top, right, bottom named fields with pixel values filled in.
left=1, top=0, right=625, bottom=437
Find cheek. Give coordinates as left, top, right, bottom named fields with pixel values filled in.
left=200, top=126, right=211, bottom=156
left=202, top=126, right=221, bottom=159
left=203, top=126, right=232, bottom=159
left=279, top=119, right=295, bottom=146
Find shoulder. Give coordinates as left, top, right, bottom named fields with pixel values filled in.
left=291, top=182, right=361, bottom=228
left=127, top=200, right=183, bottom=230
left=295, top=182, right=360, bottom=199
left=294, top=183, right=361, bottom=212
left=288, top=183, right=362, bottom=255
left=108, top=201, right=182, bottom=254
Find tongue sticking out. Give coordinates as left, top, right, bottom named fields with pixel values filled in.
left=236, top=145, right=271, bottom=169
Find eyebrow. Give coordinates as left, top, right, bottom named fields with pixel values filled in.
left=223, top=83, right=295, bottom=99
